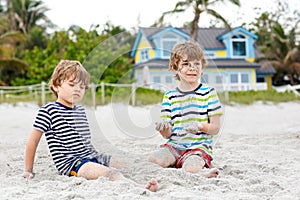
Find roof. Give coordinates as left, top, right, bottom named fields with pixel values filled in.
left=256, top=62, right=276, bottom=74
left=208, top=59, right=261, bottom=68
left=181, top=28, right=227, bottom=49
left=140, top=27, right=227, bottom=49
left=139, top=26, right=258, bottom=50
left=134, top=58, right=275, bottom=74
left=134, top=59, right=169, bottom=69
left=217, top=26, right=258, bottom=40
left=134, top=58, right=262, bottom=69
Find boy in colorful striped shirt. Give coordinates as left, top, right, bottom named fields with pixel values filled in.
left=148, top=41, right=223, bottom=178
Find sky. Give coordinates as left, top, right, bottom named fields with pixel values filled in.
left=43, top=0, right=300, bottom=32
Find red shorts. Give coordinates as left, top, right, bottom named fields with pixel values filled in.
left=161, top=144, right=212, bottom=168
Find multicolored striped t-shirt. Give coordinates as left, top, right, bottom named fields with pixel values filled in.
left=160, top=83, right=223, bottom=158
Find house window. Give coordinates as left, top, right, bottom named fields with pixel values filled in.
left=241, top=73, right=249, bottom=83
left=162, top=40, right=177, bottom=58
left=230, top=74, right=238, bottom=83
left=165, top=76, right=173, bottom=83
left=216, top=75, right=223, bottom=84
left=140, top=49, right=149, bottom=61
left=257, top=76, right=265, bottom=83
left=232, top=34, right=246, bottom=57
left=153, top=76, right=161, bottom=83
left=161, top=33, right=179, bottom=58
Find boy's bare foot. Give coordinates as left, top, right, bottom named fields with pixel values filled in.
left=206, top=168, right=219, bottom=178
left=145, top=178, right=159, bottom=192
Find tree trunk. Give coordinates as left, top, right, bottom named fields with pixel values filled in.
left=191, top=7, right=201, bottom=41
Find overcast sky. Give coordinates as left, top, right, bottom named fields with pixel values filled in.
left=43, top=0, right=299, bottom=32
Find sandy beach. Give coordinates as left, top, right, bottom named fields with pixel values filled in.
left=1, top=101, right=300, bottom=200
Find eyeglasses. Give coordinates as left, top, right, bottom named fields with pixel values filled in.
left=178, top=60, right=202, bottom=72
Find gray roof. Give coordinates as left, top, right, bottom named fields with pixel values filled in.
left=182, top=28, right=227, bottom=49
left=140, top=27, right=227, bottom=49
left=135, top=58, right=260, bottom=69
left=208, top=59, right=261, bottom=68
left=134, top=59, right=169, bottom=69
left=257, top=62, right=276, bottom=74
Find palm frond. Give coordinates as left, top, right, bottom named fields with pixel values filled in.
left=0, top=31, right=24, bottom=44
left=206, top=9, right=231, bottom=29
left=0, top=58, right=29, bottom=70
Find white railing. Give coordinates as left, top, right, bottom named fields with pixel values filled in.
left=0, top=82, right=50, bottom=104
left=0, top=82, right=139, bottom=108
left=1, top=81, right=280, bottom=109
left=219, top=83, right=268, bottom=91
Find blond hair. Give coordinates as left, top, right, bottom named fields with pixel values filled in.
left=49, top=60, right=90, bottom=97
left=169, top=40, right=207, bottom=80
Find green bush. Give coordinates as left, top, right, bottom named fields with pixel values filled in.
left=220, top=90, right=300, bottom=105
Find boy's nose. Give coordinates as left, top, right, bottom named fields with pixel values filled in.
left=188, top=65, right=198, bottom=71
left=73, top=84, right=81, bottom=90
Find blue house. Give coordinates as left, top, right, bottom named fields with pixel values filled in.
left=130, top=26, right=275, bottom=91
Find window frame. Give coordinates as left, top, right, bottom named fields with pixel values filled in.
left=231, top=34, right=248, bottom=58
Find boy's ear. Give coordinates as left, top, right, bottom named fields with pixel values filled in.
left=51, top=83, right=59, bottom=92
left=169, top=64, right=176, bottom=72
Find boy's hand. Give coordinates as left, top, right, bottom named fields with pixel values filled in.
left=184, top=122, right=203, bottom=134
left=22, top=171, right=35, bottom=179
left=155, top=120, right=172, bottom=132
left=155, top=120, right=173, bottom=139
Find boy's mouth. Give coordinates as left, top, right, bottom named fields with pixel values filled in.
left=73, top=93, right=81, bottom=98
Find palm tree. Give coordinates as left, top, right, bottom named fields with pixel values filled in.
left=256, top=19, right=300, bottom=85
left=6, top=0, right=51, bottom=34
left=0, top=15, right=28, bottom=85
left=156, top=0, right=241, bottom=40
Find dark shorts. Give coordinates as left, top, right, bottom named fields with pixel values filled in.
left=70, top=154, right=111, bottom=177
left=161, top=144, right=212, bottom=168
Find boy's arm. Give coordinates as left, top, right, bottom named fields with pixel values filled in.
left=22, top=129, right=43, bottom=178
left=200, top=115, right=221, bottom=135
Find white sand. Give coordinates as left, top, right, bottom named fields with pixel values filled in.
left=1, top=101, right=300, bottom=199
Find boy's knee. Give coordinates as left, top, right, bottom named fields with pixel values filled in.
left=182, top=155, right=205, bottom=173
left=148, top=155, right=160, bottom=165
left=148, top=155, right=169, bottom=168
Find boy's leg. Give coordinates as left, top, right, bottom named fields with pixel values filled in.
left=77, top=161, right=132, bottom=181
left=77, top=162, right=110, bottom=180
left=77, top=162, right=158, bottom=192
left=148, top=147, right=176, bottom=168
left=182, top=155, right=219, bottom=178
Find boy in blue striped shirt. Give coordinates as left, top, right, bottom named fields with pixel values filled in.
left=22, top=60, right=158, bottom=192
left=148, top=41, right=223, bottom=178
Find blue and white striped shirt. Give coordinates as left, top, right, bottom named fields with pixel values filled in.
left=160, top=83, right=223, bottom=158
left=33, top=102, right=98, bottom=175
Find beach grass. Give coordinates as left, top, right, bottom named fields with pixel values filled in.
left=219, top=89, right=300, bottom=105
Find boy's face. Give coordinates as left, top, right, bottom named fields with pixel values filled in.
left=53, top=76, right=87, bottom=108
left=177, top=56, right=202, bottom=84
